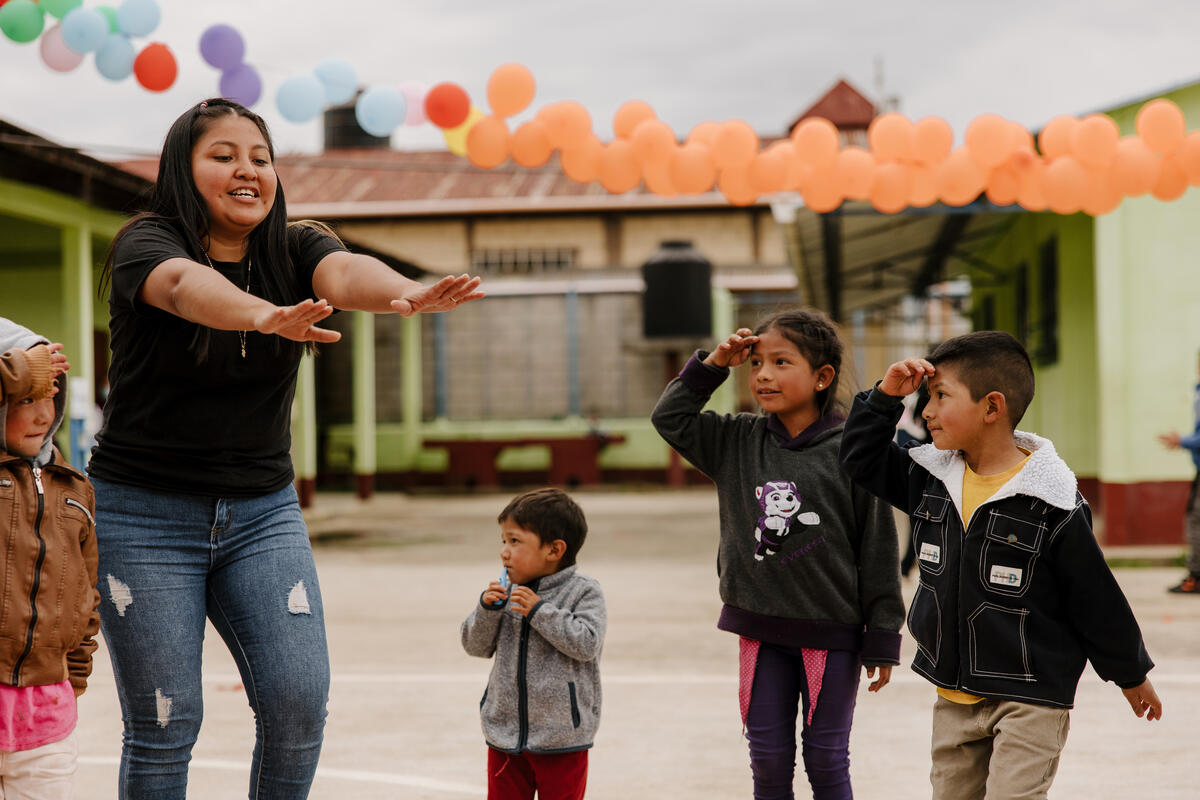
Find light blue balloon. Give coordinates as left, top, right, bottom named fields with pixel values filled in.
left=276, top=75, right=326, bottom=123
left=354, top=85, right=406, bottom=138
left=314, top=58, right=357, bottom=106
left=95, top=33, right=134, bottom=81
left=60, top=6, right=108, bottom=53
left=116, top=0, right=159, bottom=38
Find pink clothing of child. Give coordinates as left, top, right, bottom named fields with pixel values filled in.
left=0, top=681, right=77, bottom=752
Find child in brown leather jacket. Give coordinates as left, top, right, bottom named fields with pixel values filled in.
left=0, top=317, right=100, bottom=798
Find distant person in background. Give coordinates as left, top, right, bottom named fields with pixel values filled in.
left=89, top=98, right=483, bottom=799
left=1157, top=350, right=1200, bottom=595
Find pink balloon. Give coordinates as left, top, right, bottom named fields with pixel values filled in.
left=40, top=23, right=84, bottom=73
left=399, top=80, right=428, bottom=126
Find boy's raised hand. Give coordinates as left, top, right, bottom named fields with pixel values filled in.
left=1121, top=679, right=1162, bottom=721
left=507, top=586, right=541, bottom=617
left=481, top=580, right=508, bottom=608
left=704, top=328, right=760, bottom=369
left=880, top=358, right=935, bottom=397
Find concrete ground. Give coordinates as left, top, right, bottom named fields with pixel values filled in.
left=73, top=488, right=1196, bottom=799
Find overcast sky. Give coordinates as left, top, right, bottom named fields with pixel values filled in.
left=2, top=0, right=1199, bottom=160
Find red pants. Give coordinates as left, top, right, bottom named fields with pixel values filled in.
left=487, top=747, right=588, bottom=800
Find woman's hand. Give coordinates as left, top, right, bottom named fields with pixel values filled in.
left=253, top=299, right=341, bottom=343
left=704, top=329, right=759, bottom=368
left=390, top=274, right=485, bottom=316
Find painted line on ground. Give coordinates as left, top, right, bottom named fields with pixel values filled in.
left=77, top=756, right=484, bottom=795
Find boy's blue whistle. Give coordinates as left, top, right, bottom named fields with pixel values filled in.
left=490, top=566, right=510, bottom=608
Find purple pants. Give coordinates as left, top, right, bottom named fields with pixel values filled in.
left=743, top=643, right=861, bottom=800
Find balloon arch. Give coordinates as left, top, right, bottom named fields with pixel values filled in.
left=3, top=1, right=1196, bottom=215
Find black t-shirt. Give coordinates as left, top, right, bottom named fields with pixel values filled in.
left=88, top=219, right=347, bottom=496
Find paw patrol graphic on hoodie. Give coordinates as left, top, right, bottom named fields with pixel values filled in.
left=753, top=480, right=820, bottom=561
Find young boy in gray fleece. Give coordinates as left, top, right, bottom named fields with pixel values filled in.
left=461, top=488, right=605, bottom=800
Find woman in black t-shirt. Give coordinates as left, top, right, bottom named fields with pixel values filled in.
left=89, top=98, right=483, bottom=800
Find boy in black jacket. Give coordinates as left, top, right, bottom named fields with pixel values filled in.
left=840, top=331, right=1160, bottom=800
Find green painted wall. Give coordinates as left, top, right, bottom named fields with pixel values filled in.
left=1093, top=84, right=1200, bottom=482
left=973, top=213, right=1099, bottom=476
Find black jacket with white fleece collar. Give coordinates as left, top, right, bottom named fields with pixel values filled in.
left=841, top=387, right=1154, bottom=708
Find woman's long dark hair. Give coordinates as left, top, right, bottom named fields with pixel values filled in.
left=102, top=98, right=305, bottom=359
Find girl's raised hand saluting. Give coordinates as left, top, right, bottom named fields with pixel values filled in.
left=704, top=328, right=760, bottom=368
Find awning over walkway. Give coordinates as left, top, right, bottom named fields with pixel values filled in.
left=781, top=199, right=1019, bottom=320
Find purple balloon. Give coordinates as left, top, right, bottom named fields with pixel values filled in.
left=199, top=23, right=243, bottom=70
left=220, top=63, right=262, bottom=108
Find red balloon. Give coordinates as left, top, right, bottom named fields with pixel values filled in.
left=425, top=83, right=471, bottom=129
left=133, top=43, right=177, bottom=93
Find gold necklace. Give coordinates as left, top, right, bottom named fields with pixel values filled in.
left=201, top=248, right=252, bottom=358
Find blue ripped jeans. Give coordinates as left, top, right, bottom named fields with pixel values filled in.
left=91, top=477, right=330, bottom=800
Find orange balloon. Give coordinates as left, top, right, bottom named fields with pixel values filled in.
left=1176, top=130, right=1200, bottom=185
left=1136, top=98, right=1186, bottom=154
left=1042, top=155, right=1088, bottom=214
left=936, top=147, right=985, bottom=206
left=870, top=162, right=912, bottom=214
left=748, top=145, right=790, bottom=194
left=537, top=101, right=592, bottom=150
left=465, top=116, right=510, bottom=170
left=630, top=119, right=677, bottom=167
left=1080, top=168, right=1122, bottom=216
left=868, top=112, right=914, bottom=162
left=718, top=165, right=758, bottom=206
left=1016, top=161, right=1048, bottom=212
left=133, top=43, right=178, bottom=92
left=712, top=120, right=759, bottom=169
left=1152, top=153, right=1188, bottom=201
left=560, top=136, right=603, bottom=184
left=486, top=63, right=536, bottom=118
left=791, top=117, right=840, bottom=167
left=686, top=121, right=721, bottom=148
left=425, top=82, right=471, bottom=129
left=965, top=113, right=1014, bottom=169
left=911, top=117, right=953, bottom=166
left=598, top=139, right=641, bottom=194
left=835, top=146, right=876, bottom=201
left=1037, top=116, right=1079, bottom=159
left=986, top=164, right=1021, bottom=206
left=614, top=101, right=655, bottom=139
left=908, top=164, right=938, bottom=207
left=671, top=143, right=717, bottom=195
left=510, top=120, right=553, bottom=168
left=774, top=141, right=812, bottom=192
left=1008, top=121, right=1036, bottom=154
left=1110, top=136, right=1161, bottom=196
left=803, top=162, right=843, bottom=213
left=1070, top=114, right=1119, bottom=169
left=643, top=160, right=679, bottom=197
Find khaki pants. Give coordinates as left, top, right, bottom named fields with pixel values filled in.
left=930, top=697, right=1070, bottom=800
left=0, top=732, right=77, bottom=800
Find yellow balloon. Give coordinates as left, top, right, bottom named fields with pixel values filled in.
left=444, top=106, right=485, bottom=156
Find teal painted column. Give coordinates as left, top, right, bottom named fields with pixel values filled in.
left=352, top=310, right=376, bottom=498
left=400, top=314, right=422, bottom=470
left=60, top=224, right=94, bottom=468
left=710, top=286, right=736, bottom=414
left=293, top=354, right=317, bottom=507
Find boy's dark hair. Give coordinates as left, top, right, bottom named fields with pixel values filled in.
left=753, top=308, right=846, bottom=416
left=928, top=331, right=1035, bottom=428
left=498, top=488, right=588, bottom=569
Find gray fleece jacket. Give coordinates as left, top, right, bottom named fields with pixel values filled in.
left=461, top=565, right=605, bottom=754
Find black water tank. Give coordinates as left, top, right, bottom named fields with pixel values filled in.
left=323, top=93, right=391, bottom=150
left=642, top=240, right=713, bottom=339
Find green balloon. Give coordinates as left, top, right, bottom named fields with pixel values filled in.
left=41, top=0, right=82, bottom=20
left=98, top=5, right=119, bottom=33
left=0, top=0, right=45, bottom=44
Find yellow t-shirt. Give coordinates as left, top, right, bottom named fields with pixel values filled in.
left=937, top=449, right=1032, bottom=705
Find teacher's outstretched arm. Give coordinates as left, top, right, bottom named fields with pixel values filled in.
left=312, top=250, right=485, bottom=315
